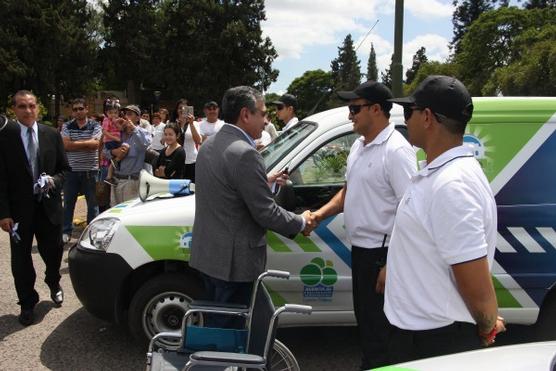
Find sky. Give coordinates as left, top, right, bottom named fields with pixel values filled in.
left=261, top=0, right=456, bottom=94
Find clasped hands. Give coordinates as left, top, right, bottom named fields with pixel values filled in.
left=301, top=210, right=320, bottom=236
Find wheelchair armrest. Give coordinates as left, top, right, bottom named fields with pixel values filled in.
left=189, top=300, right=249, bottom=311
left=147, top=331, right=182, bottom=353
left=183, top=351, right=265, bottom=370
left=183, top=307, right=248, bottom=324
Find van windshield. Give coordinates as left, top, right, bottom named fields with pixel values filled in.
left=262, top=121, right=317, bottom=170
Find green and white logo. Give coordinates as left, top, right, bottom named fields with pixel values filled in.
left=300, top=257, right=337, bottom=300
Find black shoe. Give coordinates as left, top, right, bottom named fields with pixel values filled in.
left=18, top=308, right=34, bottom=326
left=50, top=286, right=64, bottom=306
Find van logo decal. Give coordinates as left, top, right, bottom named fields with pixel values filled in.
left=300, top=257, right=337, bottom=301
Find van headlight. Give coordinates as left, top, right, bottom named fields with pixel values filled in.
left=80, top=218, right=120, bottom=252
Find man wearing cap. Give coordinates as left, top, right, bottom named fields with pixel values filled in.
left=272, top=93, right=299, bottom=131
left=104, top=104, right=151, bottom=205
left=199, top=101, right=224, bottom=142
left=310, top=81, right=416, bottom=369
left=385, top=75, right=505, bottom=362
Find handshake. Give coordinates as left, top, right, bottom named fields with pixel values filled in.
left=300, top=210, right=321, bottom=236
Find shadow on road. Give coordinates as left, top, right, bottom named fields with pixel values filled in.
left=40, top=308, right=145, bottom=370
left=0, top=301, right=55, bottom=341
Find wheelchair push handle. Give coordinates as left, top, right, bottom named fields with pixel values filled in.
left=283, top=304, right=312, bottom=315
left=263, top=270, right=290, bottom=280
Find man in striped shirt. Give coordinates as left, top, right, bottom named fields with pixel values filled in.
left=61, top=98, right=102, bottom=243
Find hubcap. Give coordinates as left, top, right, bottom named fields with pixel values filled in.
left=142, top=291, right=202, bottom=345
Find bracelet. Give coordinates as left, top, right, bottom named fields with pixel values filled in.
left=479, top=325, right=497, bottom=344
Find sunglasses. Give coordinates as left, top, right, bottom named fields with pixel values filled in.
left=348, top=103, right=374, bottom=115
left=403, top=106, right=446, bottom=122
left=276, top=104, right=285, bottom=111
left=72, top=106, right=85, bottom=112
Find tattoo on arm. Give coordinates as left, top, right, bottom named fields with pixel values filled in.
left=472, top=310, right=497, bottom=334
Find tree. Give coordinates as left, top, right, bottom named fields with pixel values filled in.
left=0, top=0, right=99, bottom=114
left=287, top=70, right=334, bottom=118
left=451, top=0, right=508, bottom=54
left=366, top=43, right=378, bottom=81
left=330, top=34, right=361, bottom=92
left=523, top=0, right=556, bottom=8
left=455, top=7, right=556, bottom=95
left=381, top=55, right=394, bottom=88
left=101, top=0, right=162, bottom=103
left=482, top=24, right=556, bottom=95
left=405, top=47, right=428, bottom=84
left=157, top=0, right=278, bottom=109
left=403, top=62, right=461, bottom=95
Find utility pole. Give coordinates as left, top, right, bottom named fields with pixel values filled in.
left=392, top=0, right=404, bottom=97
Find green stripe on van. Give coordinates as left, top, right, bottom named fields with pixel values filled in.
left=293, top=234, right=321, bottom=252
left=126, top=225, right=191, bottom=261
left=267, top=231, right=292, bottom=252
left=264, top=283, right=288, bottom=307
left=493, top=276, right=521, bottom=308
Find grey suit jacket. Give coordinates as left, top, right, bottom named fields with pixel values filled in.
left=190, top=124, right=304, bottom=282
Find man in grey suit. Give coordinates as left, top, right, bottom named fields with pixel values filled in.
left=190, top=86, right=313, bottom=326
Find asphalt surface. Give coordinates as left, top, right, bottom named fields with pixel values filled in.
left=0, top=198, right=540, bottom=370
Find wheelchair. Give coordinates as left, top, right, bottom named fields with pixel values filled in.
left=146, top=270, right=312, bottom=371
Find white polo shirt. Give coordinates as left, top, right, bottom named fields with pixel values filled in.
left=344, top=123, right=417, bottom=248
left=384, top=145, right=497, bottom=331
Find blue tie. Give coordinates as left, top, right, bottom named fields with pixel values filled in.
left=27, top=127, right=39, bottom=181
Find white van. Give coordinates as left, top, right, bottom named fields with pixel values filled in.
left=69, top=98, right=556, bottom=343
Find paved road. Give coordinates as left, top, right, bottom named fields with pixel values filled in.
left=0, top=200, right=540, bottom=370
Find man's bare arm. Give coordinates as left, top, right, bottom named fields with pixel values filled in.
left=452, top=257, right=498, bottom=334
left=63, top=136, right=100, bottom=151
left=311, top=184, right=346, bottom=223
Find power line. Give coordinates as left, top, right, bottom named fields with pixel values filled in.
left=355, top=19, right=380, bottom=52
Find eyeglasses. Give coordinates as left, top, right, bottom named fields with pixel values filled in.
left=348, top=103, right=374, bottom=115
left=72, top=106, right=85, bottom=112
left=206, top=106, right=218, bottom=110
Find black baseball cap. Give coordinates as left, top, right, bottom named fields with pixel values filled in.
left=271, top=94, right=298, bottom=109
left=204, top=101, right=218, bottom=108
left=337, top=81, right=393, bottom=103
left=389, top=75, right=474, bottom=123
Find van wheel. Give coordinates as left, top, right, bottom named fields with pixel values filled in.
left=535, top=290, right=556, bottom=340
left=128, top=272, right=203, bottom=346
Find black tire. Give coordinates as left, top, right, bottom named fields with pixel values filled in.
left=128, top=272, right=203, bottom=346
left=535, top=290, right=556, bottom=341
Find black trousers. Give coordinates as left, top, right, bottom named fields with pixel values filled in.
left=9, top=201, right=63, bottom=309
left=184, top=163, right=195, bottom=183
left=351, top=245, right=390, bottom=370
left=201, top=272, right=252, bottom=329
left=388, top=321, right=481, bottom=364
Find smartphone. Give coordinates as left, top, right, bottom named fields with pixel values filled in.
left=185, top=106, right=194, bottom=116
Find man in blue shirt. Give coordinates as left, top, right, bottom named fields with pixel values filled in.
left=104, top=105, right=151, bottom=205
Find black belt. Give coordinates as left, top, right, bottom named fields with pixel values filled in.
left=114, top=173, right=139, bottom=180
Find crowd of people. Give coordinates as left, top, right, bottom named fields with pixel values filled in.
left=0, top=77, right=505, bottom=369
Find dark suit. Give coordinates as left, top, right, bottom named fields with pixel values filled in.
left=0, top=120, right=69, bottom=309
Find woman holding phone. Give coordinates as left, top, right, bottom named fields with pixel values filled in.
left=173, top=99, right=201, bottom=182
left=154, top=122, right=185, bottom=179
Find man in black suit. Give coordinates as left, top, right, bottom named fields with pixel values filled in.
left=0, top=90, right=69, bottom=326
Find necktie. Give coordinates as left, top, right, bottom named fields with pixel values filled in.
left=27, top=127, right=39, bottom=181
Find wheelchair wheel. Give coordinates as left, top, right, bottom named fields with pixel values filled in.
left=268, top=339, right=300, bottom=371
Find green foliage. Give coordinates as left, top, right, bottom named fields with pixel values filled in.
left=451, top=0, right=507, bottom=54
left=366, top=43, right=378, bottom=81
left=0, top=0, right=100, bottom=112
left=405, top=47, right=428, bottom=84
left=403, top=62, right=461, bottom=95
left=287, top=69, right=333, bottom=118
left=482, top=25, right=556, bottom=95
left=381, top=55, right=394, bottom=89
left=330, top=34, right=361, bottom=107
left=455, top=6, right=556, bottom=95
